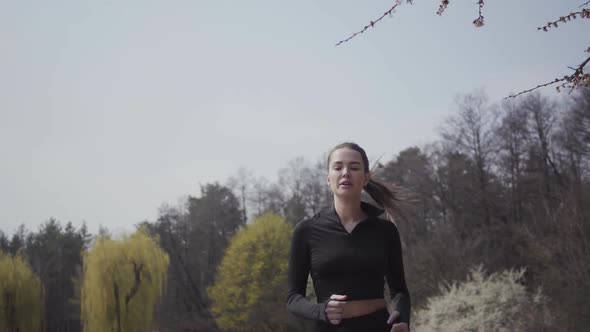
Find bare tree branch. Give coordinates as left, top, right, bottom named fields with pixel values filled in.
left=335, top=1, right=408, bottom=47
left=507, top=81, right=567, bottom=100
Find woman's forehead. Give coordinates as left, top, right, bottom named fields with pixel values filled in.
left=329, top=148, right=364, bottom=163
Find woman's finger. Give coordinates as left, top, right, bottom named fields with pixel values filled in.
left=387, top=311, right=400, bottom=324
left=327, top=301, right=346, bottom=309
left=326, top=307, right=343, bottom=315
left=391, top=322, right=409, bottom=332
left=327, top=312, right=342, bottom=319
left=330, top=294, right=347, bottom=301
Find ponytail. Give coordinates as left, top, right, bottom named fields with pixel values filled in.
left=364, top=178, right=411, bottom=224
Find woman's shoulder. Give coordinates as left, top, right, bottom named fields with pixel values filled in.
left=294, top=212, right=323, bottom=229
left=372, top=216, right=401, bottom=235
left=292, top=208, right=335, bottom=235
left=291, top=214, right=324, bottom=242
left=293, top=218, right=311, bottom=231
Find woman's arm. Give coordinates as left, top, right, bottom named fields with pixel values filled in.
left=286, top=220, right=328, bottom=322
left=385, top=223, right=411, bottom=325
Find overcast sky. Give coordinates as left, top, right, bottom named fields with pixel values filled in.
left=1, top=0, right=585, bottom=235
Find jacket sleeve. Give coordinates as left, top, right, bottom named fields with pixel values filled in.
left=385, top=223, right=411, bottom=326
left=286, top=220, right=328, bottom=322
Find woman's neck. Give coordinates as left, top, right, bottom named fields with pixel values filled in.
left=334, top=196, right=365, bottom=225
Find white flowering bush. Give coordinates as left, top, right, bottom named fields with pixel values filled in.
left=413, top=265, right=552, bottom=332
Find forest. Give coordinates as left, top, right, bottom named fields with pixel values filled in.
left=1, top=88, right=589, bottom=331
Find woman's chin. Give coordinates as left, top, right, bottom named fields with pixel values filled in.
left=335, top=190, right=361, bottom=198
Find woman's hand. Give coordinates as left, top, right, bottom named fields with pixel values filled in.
left=325, top=294, right=347, bottom=325
left=391, top=323, right=409, bottom=332
left=387, top=311, right=409, bottom=332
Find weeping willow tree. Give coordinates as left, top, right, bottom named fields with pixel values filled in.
left=81, top=228, right=169, bottom=332
left=0, top=251, right=43, bottom=332
left=209, top=212, right=293, bottom=332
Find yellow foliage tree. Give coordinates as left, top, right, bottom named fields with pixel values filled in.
left=0, top=251, right=43, bottom=332
left=81, top=228, right=169, bottom=332
left=209, top=212, right=292, bottom=332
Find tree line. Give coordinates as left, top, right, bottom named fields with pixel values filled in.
left=1, top=88, right=589, bottom=331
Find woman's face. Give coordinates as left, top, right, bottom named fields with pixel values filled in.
left=327, top=147, right=370, bottom=198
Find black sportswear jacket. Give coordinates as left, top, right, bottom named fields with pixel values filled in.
left=286, top=201, right=411, bottom=326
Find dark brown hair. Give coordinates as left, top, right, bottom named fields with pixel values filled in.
left=327, top=142, right=410, bottom=223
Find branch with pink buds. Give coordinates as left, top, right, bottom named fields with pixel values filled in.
left=335, top=1, right=410, bottom=47
left=537, top=8, right=590, bottom=31
left=335, top=1, right=588, bottom=98
left=507, top=52, right=590, bottom=99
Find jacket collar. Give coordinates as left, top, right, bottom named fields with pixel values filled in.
left=321, top=201, right=384, bottom=222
